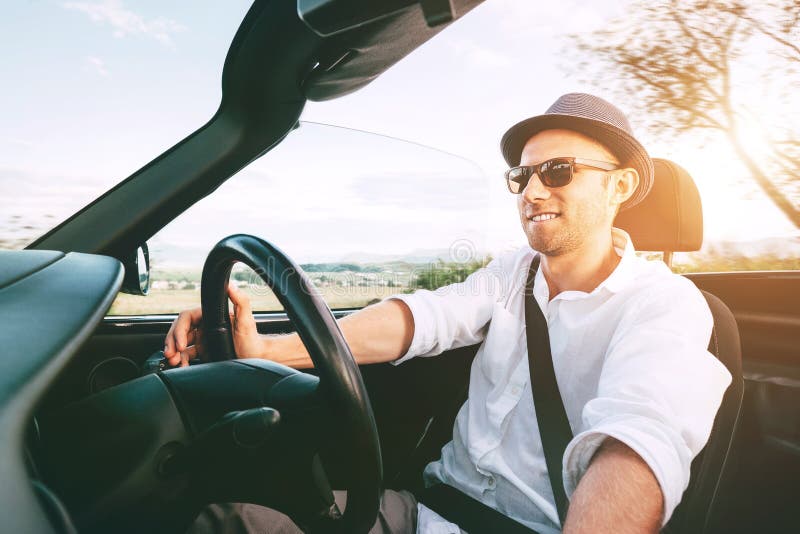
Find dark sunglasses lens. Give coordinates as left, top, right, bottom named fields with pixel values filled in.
left=540, top=159, right=573, bottom=187
left=506, top=167, right=530, bottom=194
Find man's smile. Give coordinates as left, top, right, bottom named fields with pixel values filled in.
left=527, top=212, right=560, bottom=223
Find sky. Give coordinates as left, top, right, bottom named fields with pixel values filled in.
left=1, top=0, right=797, bottom=263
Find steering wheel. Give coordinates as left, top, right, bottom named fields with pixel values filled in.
left=199, top=234, right=382, bottom=533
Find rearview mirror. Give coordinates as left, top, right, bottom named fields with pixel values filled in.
left=121, top=243, right=150, bottom=296
left=298, top=0, right=418, bottom=36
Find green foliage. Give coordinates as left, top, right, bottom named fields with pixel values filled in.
left=231, top=270, right=251, bottom=282
left=301, top=263, right=364, bottom=272
left=299, top=263, right=390, bottom=273
left=411, top=257, right=492, bottom=291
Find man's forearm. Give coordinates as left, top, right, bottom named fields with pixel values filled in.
left=563, top=438, right=663, bottom=534
left=259, top=298, right=415, bottom=368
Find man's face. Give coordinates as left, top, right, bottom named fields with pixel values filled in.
left=516, top=129, right=620, bottom=256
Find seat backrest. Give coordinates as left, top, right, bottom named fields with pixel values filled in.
left=665, top=291, right=744, bottom=532
left=616, top=158, right=744, bottom=533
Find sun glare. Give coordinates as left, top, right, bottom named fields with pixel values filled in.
left=733, top=116, right=774, bottom=163
left=653, top=130, right=794, bottom=244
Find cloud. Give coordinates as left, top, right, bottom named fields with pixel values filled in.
left=349, top=170, right=488, bottom=211
left=488, top=0, right=629, bottom=38
left=85, top=55, right=109, bottom=76
left=1, top=138, right=34, bottom=151
left=62, top=0, right=186, bottom=47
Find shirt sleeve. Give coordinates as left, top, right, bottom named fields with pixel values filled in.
left=383, top=251, right=518, bottom=365
left=561, top=276, right=732, bottom=525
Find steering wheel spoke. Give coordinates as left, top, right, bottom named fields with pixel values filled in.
left=161, top=407, right=281, bottom=478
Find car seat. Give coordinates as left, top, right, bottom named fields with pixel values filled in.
left=616, top=158, right=745, bottom=533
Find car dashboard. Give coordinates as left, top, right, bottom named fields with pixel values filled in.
left=0, top=249, right=124, bottom=533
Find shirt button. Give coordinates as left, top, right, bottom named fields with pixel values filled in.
left=488, top=477, right=495, bottom=487
left=511, top=386, right=521, bottom=396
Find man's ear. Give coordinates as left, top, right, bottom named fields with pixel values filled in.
left=612, top=167, right=639, bottom=206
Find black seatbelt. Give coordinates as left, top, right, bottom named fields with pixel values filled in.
left=525, top=254, right=574, bottom=525
left=419, top=255, right=572, bottom=532
left=420, top=483, right=538, bottom=534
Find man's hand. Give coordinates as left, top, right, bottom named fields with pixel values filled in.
left=163, top=285, right=265, bottom=367
left=563, top=438, right=664, bottom=534
left=164, top=292, right=415, bottom=369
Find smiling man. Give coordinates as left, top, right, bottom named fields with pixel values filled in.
left=170, top=93, right=731, bottom=534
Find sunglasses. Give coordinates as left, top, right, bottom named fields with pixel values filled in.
left=505, top=157, right=619, bottom=194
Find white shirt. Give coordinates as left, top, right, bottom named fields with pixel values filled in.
left=388, top=229, right=732, bottom=534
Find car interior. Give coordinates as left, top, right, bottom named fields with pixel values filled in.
left=1, top=1, right=798, bottom=533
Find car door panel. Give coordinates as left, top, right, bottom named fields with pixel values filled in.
left=686, top=272, right=800, bottom=532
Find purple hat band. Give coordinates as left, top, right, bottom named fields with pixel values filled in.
left=500, top=93, right=654, bottom=210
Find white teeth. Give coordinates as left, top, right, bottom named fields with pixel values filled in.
left=530, top=213, right=558, bottom=222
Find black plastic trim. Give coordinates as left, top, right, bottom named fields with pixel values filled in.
left=97, top=309, right=358, bottom=335
left=0, top=250, right=123, bottom=533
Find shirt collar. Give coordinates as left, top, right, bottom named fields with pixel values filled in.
left=601, top=227, right=637, bottom=293
left=533, top=227, right=637, bottom=302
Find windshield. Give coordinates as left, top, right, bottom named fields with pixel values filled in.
left=106, top=122, right=489, bottom=315
left=0, top=0, right=252, bottom=249
left=149, top=121, right=489, bottom=265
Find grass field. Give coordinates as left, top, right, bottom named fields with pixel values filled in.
left=108, top=284, right=409, bottom=315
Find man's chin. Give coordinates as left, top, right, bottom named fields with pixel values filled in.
left=527, top=236, right=564, bottom=256
left=520, top=221, right=570, bottom=255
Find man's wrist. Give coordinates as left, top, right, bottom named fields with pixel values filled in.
left=260, top=333, right=311, bottom=368
left=260, top=334, right=280, bottom=360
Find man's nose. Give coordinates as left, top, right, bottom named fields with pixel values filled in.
left=522, top=173, right=551, bottom=202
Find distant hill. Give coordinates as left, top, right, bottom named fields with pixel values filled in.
left=338, top=247, right=491, bottom=264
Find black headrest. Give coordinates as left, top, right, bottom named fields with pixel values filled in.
left=615, top=158, right=703, bottom=252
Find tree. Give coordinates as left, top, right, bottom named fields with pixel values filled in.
left=572, top=0, right=800, bottom=227
left=231, top=270, right=251, bottom=282
left=411, top=258, right=490, bottom=291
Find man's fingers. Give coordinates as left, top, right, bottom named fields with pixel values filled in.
left=228, top=285, right=257, bottom=336
left=164, top=320, right=178, bottom=357
left=185, top=344, right=200, bottom=361
left=164, top=307, right=202, bottom=363
left=186, top=327, right=202, bottom=347
left=193, top=329, right=205, bottom=357
left=174, top=308, right=202, bottom=351
left=228, top=285, right=253, bottom=317
left=174, top=312, right=192, bottom=351
left=166, top=344, right=200, bottom=368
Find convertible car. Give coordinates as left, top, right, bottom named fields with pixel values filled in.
left=1, top=1, right=798, bottom=533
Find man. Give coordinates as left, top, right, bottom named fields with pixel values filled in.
left=167, top=93, right=731, bottom=533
